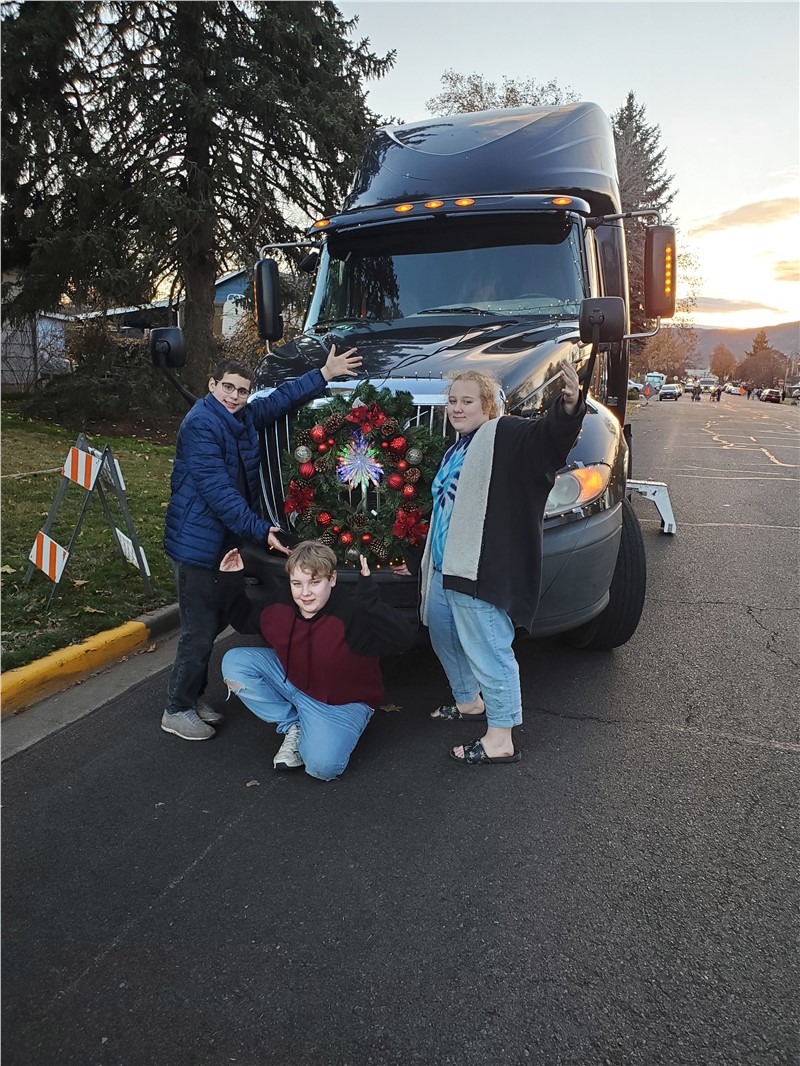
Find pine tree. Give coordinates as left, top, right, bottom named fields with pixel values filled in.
left=1, top=1, right=394, bottom=390
left=611, top=92, right=676, bottom=338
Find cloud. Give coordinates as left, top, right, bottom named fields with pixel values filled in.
left=694, top=297, right=781, bottom=313
left=689, top=198, right=798, bottom=236
left=773, top=260, right=800, bottom=283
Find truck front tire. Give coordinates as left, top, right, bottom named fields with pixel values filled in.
left=562, top=498, right=646, bottom=650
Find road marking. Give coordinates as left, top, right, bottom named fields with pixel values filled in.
left=638, top=519, right=800, bottom=530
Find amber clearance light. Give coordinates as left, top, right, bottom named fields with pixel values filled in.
left=663, top=244, right=674, bottom=296
left=312, top=218, right=330, bottom=228
left=552, top=196, right=573, bottom=206
left=424, top=200, right=444, bottom=209
left=454, top=198, right=475, bottom=207
left=394, top=203, right=414, bottom=213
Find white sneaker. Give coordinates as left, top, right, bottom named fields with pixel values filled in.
left=273, top=724, right=303, bottom=770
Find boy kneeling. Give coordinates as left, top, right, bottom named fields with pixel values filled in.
left=219, top=541, right=416, bottom=780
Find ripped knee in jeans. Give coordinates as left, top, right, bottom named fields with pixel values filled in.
left=223, top=678, right=245, bottom=700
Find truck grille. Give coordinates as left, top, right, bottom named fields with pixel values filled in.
left=257, top=387, right=453, bottom=529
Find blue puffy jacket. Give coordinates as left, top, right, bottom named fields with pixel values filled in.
left=164, top=369, right=327, bottom=568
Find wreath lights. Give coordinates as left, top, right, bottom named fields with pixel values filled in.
left=283, top=384, right=448, bottom=566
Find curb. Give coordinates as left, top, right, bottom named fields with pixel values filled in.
left=0, top=603, right=180, bottom=719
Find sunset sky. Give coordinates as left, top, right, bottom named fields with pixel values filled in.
left=337, top=0, right=800, bottom=333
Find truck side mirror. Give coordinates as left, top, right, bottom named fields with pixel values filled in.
left=579, top=297, right=626, bottom=344
left=254, top=259, right=284, bottom=341
left=149, top=327, right=186, bottom=369
left=644, top=225, right=677, bottom=319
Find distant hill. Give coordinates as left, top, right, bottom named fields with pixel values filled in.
left=692, top=322, right=799, bottom=361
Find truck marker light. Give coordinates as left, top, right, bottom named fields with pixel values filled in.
left=454, top=198, right=475, bottom=206
left=395, top=203, right=414, bottom=213
left=424, top=200, right=444, bottom=209
left=552, top=197, right=573, bottom=205
left=313, top=219, right=330, bottom=228
left=664, top=244, right=674, bottom=295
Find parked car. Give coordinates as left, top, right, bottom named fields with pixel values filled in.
left=658, top=384, right=681, bottom=401
left=760, top=388, right=783, bottom=404
left=628, top=379, right=644, bottom=394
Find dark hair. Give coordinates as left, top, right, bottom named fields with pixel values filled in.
left=210, top=359, right=252, bottom=383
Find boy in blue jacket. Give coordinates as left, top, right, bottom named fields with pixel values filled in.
left=161, top=344, right=360, bottom=741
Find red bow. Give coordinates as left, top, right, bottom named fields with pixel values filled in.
left=284, top=480, right=314, bottom=515
left=391, top=507, right=429, bottom=546
left=345, top=402, right=386, bottom=435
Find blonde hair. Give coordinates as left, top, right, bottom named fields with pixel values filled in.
left=448, top=370, right=502, bottom=420
left=286, top=540, right=337, bottom=579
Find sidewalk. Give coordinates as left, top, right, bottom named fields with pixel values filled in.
left=0, top=603, right=180, bottom=719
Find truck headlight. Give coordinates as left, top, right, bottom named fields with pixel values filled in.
left=544, top=464, right=611, bottom=517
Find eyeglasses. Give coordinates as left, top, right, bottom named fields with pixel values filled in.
left=217, top=381, right=251, bottom=399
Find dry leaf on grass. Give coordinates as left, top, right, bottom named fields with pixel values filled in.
left=72, top=579, right=89, bottom=587
left=0, top=565, right=17, bottom=574
left=246, top=779, right=260, bottom=787
left=83, top=606, right=105, bottom=614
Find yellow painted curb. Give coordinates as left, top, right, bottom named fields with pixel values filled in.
left=1, top=621, right=149, bottom=718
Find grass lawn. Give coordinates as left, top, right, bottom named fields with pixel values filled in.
left=2, top=406, right=176, bottom=671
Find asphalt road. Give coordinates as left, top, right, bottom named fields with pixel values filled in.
left=3, top=391, right=799, bottom=1066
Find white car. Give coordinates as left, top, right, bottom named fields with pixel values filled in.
left=658, top=384, right=681, bottom=401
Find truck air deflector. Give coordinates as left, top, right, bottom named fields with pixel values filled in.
left=344, top=102, right=620, bottom=216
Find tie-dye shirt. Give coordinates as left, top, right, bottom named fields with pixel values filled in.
left=429, top=431, right=477, bottom=569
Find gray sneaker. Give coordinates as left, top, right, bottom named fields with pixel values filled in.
left=161, top=709, right=215, bottom=741
left=273, top=724, right=303, bottom=770
left=196, top=700, right=224, bottom=725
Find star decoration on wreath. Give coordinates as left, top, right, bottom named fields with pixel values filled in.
left=282, top=384, right=448, bottom=566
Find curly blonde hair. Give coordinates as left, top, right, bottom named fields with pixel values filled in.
left=448, top=370, right=502, bottom=420
left=286, top=540, right=337, bottom=579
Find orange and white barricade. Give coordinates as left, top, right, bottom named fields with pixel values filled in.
left=28, top=531, right=70, bottom=583
left=62, top=447, right=101, bottom=490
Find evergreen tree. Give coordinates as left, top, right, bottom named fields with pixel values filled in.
left=611, top=92, right=676, bottom=338
left=1, top=1, right=393, bottom=389
left=745, top=329, right=770, bottom=357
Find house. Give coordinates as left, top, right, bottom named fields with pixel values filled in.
left=1, top=313, right=73, bottom=393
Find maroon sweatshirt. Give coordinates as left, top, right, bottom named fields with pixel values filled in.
left=220, top=571, right=416, bottom=708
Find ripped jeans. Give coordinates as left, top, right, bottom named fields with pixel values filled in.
left=220, top=646, right=373, bottom=781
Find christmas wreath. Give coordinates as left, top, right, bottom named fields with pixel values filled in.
left=282, top=384, right=448, bottom=566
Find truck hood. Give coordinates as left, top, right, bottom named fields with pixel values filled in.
left=253, top=317, right=583, bottom=409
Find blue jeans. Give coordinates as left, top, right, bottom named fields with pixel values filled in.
left=426, top=569, right=522, bottom=728
left=165, top=561, right=222, bottom=715
left=221, top=646, right=373, bottom=781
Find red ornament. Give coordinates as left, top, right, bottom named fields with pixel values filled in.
left=402, top=484, right=416, bottom=499
left=317, top=443, right=329, bottom=454
left=317, top=512, right=332, bottom=527
left=360, top=533, right=373, bottom=544
left=339, top=532, right=354, bottom=546
left=396, top=459, right=409, bottom=472
left=310, top=425, right=326, bottom=443
left=299, top=462, right=316, bottom=480
left=381, top=441, right=389, bottom=449
left=387, top=473, right=405, bottom=490
left=332, top=526, right=340, bottom=533
left=327, top=438, right=335, bottom=446
left=389, top=436, right=407, bottom=455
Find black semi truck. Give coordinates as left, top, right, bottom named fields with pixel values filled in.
left=153, top=102, right=676, bottom=649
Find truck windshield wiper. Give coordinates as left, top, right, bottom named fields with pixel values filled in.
left=415, top=306, right=503, bottom=316
left=312, top=317, right=377, bottom=330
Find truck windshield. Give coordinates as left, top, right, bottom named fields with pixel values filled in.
left=306, top=214, right=585, bottom=329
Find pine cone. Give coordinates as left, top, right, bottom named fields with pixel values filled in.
left=324, top=414, right=345, bottom=434
left=314, top=453, right=335, bottom=474
left=319, top=530, right=336, bottom=547
left=371, top=538, right=389, bottom=560
left=404, top=467, right=421, bottom=483
left=297, top=429, right=313, bottom=447
left=381, top=418, right=399, bottom=438
left=348, top=512, right=368, bottom=529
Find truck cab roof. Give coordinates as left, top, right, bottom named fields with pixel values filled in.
left=342, top=102, right=621, bottom=217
